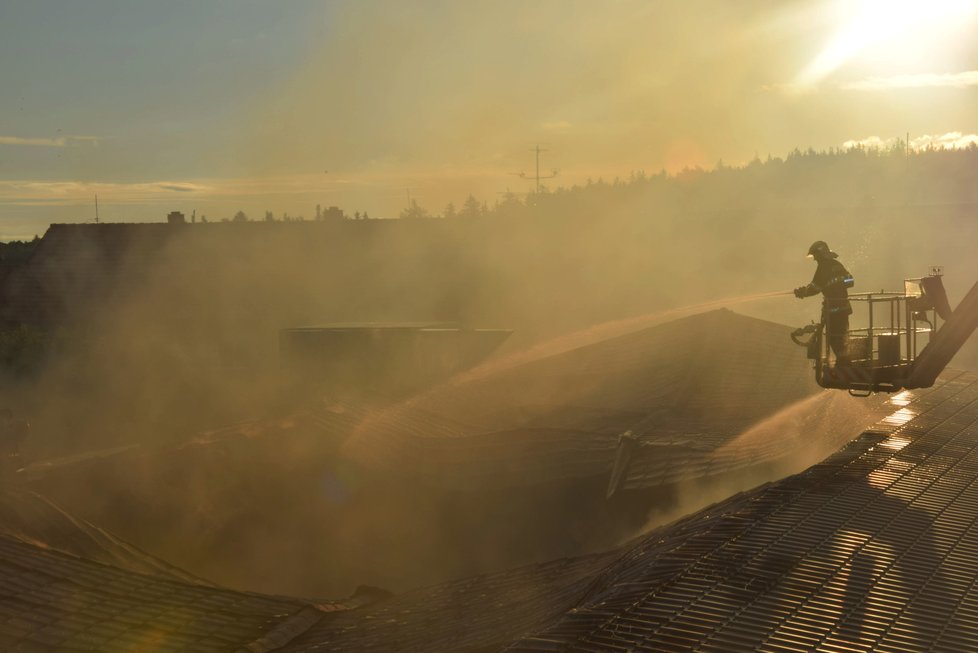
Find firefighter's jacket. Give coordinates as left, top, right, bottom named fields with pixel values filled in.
left=800, top=258, right=853, bottom=315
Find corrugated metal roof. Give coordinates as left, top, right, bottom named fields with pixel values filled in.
left=8, top=301, right=974, bottom=650
left=614, top=389, right=893, bottom=494
left=3, top=354, right=977, bottom=651
left=0, top=534, right=328, bottom=652
left=278, top=551, right=619, bottom=653
left=509, top=369, right=978, bottom=651
left=267, top=371, right=976, bottom=652
left=0, top=490, right=208, bottom=585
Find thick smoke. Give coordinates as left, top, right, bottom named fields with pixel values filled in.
left=7, top=147, right=978, bottom=597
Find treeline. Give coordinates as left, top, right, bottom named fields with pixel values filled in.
left=0, top=237, right=40, bottom=263
left=237, top=142, right=978, bottom=223
left=409, top=141, right=978, bottom=222
left=152, top=142, right=978, bottom=226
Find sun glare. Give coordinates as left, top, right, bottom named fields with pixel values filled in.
left=796, top=0, right=978, bottom=87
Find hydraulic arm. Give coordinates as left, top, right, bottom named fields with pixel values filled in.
left=907, top=279, right=978, bottom=388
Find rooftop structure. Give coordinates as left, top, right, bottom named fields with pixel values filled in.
left=270, top=369, right=978, bottom=651
left=0, top=534, right=338, bottom=652
left=280, top=323, right=511, bottom=401
left=510, top=369, right=978, bottom=651
left=346, top=310, right=891, bottom=492
left=23, top=310, right=893, bottom=598
left=2, top=327, right=978, bottom=650
left=0, top=490, right=205, bottom=584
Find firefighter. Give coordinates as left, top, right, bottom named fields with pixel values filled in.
left=794, top=241, right=854, bottom=364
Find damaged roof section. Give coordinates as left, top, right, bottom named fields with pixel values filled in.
left=346, top=310, right=889, bottom=492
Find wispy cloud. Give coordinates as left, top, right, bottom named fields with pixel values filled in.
left=843, top=132, right=978, bottom=151
left=158, top=184, right=200, bottom=193
left=0, top=180, right=211, bottom=206
left=0, top=173, right=402, bottom=207
left=842, top=136, right=891, bottom=150
left=842, top=70, right=978, bottom=91
left=0, top=135, right=98, bottom=148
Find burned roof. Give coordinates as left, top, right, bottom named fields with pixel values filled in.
left=345, top=309, right=888, bottom=491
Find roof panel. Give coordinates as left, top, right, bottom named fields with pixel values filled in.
left=0, top=535, right=329, bottom=652
left=507, top=370, right=978, bottom=651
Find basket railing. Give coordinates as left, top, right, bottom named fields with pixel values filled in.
left=821, top=287, right=939, bottom=367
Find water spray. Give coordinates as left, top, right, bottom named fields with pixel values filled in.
left=449, top=289, right=800, bottom=386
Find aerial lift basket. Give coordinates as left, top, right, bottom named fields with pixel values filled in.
left=791, top=268, right=977, bottom=396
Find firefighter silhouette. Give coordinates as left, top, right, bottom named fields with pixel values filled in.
left=795, top=241, right=854, bottom=364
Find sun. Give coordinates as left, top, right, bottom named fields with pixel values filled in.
left=796, top=0, right=978, bottom=87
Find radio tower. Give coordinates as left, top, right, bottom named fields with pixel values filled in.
left=517, top=145, right=558, bottom=193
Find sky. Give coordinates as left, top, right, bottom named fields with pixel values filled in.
left=2, top=0, right=978, bottom=239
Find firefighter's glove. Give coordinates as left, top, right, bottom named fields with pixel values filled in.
left=793, top=286, right=806, bottom=298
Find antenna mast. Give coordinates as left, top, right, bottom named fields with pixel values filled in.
left=95, top=194, right=99, bottom=224
left=517, top=145, right=558, bottom=193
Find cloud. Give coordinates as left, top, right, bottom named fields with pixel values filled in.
left=911, top=132, right=978, bottom=150
left=158, top=184, right=200, bottom=193
left=841, top=136, right=891, bottom=150
left=842, top=132, right=978, bottom=151
left=841, top=71, right=978, bottom=91
left=0, top=136, right=66, bottom=147
left=0, top=179, right=210, bottom=206
left=0, top=135, right=99, bottom=147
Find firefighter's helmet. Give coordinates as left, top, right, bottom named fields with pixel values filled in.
left=807, top=240, right=838, bottom=260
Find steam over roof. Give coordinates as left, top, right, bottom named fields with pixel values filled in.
left=346, top=309, right=887, bottom=490
left=2, top=332, right=978, bottom=650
